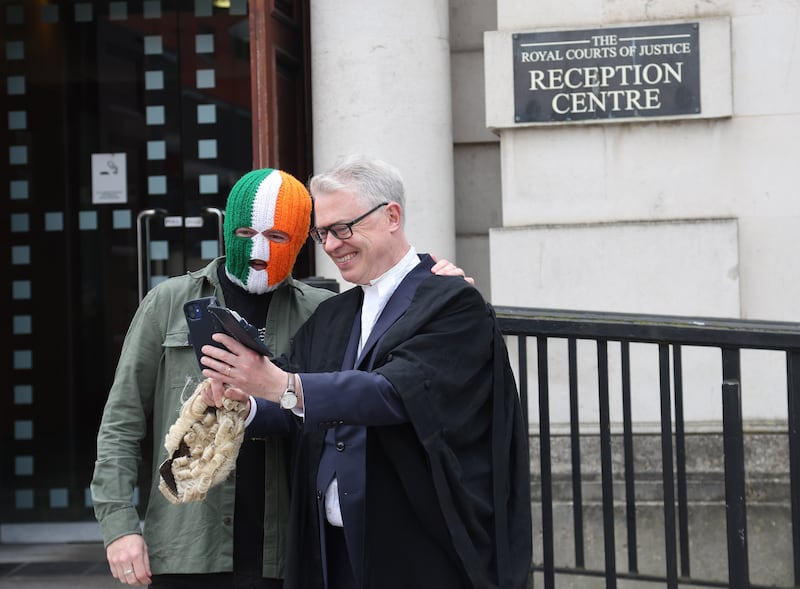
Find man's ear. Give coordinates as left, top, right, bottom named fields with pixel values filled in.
left=385, top=201, right=403, bottom=229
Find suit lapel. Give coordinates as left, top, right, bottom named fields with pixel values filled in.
left=311, top=287, right=362, bottom=372
left=342, top=306, right=362, bottom=370
left=356, top=254, right=434, bottom=368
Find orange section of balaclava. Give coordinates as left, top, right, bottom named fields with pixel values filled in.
left=224, top=168, right=312, bottom=294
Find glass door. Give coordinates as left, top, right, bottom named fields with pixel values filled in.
left=1, top=0, right=258, bottom=526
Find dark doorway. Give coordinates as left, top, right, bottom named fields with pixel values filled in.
left=1, top=0, right=312, bottom=528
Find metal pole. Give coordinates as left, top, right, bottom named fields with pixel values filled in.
left=203, top=206, right=225, bottom=256
left=721, top=347, right=750, bottom=588
left=597, top=340, right=617, bottom=588
left=136, top=209, right=166, bottom=302
left=786, top=350, right=800, bottom=585
left=659, top=344, right=678, bottom=588
left=537, top=337, right=555, bottom=589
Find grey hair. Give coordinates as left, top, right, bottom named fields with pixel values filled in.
left=309, top=154, right=406, bottom=225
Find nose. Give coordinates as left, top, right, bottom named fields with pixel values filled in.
left=322, top=232, right=344, bottom=253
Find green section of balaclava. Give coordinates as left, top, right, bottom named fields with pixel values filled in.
left=223, top=169, right=273, bottom=289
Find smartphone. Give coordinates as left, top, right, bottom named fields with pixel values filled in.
left=183, top=296, right=225, bottom=368
left=183, top=296, right=272, bottom=369
left=207, top=304, right=272, bottom=357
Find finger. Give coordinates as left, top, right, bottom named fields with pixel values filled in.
left=142, top=545, right=152, bottom=580
left=200, top=354, right=231, bottom=374
left=211, top=331, right=246, bottom=352
left=224, top=386, right=251, bottom=403
left=199, top=333, right=242, bottom=361
left=215, top=379, right=230, bottom=407
left=126, top=564, right=150, bottom=586
left=110, top=558, right=133, bottom=581
left=431, top=259, right=464, bottom=277
left=430, top=259, right=447, bottom=273
left=199, top=380, right=216, bottom=406
left=203, top=377, right=227, bottom=407
left=119, top=565, right=135, bottom=583
left=199, top=343, right=230, bottom=362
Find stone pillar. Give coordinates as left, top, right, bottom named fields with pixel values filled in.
left=309, top=0, right=455, bottom=285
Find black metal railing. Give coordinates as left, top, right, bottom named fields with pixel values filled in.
left=495, top=306, right=800, bottom=589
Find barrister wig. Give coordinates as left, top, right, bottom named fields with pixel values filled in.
left=158, top=380, right=248, bottom=504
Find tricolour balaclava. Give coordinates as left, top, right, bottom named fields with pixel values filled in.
left=223, top=168, right=312, bottom=294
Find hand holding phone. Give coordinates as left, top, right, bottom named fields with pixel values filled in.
left=183, top=296, right=271, bottom=368
left=207, top=304, right=272, bottom=357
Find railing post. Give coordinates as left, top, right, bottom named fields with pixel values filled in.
left=568, top=338, right=585, bottom=569
left=658, top=344, right=679, bottom=588
left=518, top=336, right=529, bottom=428
left=787, top=350, right=800, bottom=586
left=537, top=337, right=555, bottom=589
left=672, top=345, right=691, bottom=577
left=597, top=340, right=617, bottom=588
left=721, top=347, right=750, bottom=588
left=516, top=336, right=533, bottom=588
left=620, top=341, right=639, bottom=574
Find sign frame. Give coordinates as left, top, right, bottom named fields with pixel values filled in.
left=513, top=23, right=700, bottom=123
left=484, top=17, right=732, bottom=129
left=91, top=152, right=128, bottom=204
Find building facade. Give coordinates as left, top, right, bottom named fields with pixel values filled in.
left=2, top=0, right=798, bottom=578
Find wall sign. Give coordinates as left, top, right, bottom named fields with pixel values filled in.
left=91, top=153, right=128, bottom=204
left=513, top=23, right=700, bottom=123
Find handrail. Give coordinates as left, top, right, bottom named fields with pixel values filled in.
left=136, top=208, right=167, bottom=302
left=494, top=306, right=800, bottom=589
left=203, top=206, right=225, bottom=257
left=494, top=305, right=800, bottom=350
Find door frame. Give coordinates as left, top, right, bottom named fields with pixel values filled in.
left=248, top=0, right=315, bottom=276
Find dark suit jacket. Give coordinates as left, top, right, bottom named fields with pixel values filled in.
left=252, top=254, right=532, bottom=589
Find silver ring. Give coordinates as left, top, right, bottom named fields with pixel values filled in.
left=226, top=366, right=231, bottom=377
left=124, top=569, right=134, bottom=575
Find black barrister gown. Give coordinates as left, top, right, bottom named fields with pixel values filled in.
left=280, top=255, right=532, bottom=589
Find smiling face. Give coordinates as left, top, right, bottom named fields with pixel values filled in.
left=223, top=168, right=311, bottom=294
left=313, top=190, right=405, bottom=285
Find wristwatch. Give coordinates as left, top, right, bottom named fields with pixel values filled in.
left=280, top=372, right=298, bottom=410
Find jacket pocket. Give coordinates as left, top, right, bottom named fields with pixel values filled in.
left=162, top=331, right=203, bottom=390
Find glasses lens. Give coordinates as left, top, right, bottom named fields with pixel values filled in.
left=329, top=224, right=352, bottom=240
left=311, top=211, right=374, bottom=244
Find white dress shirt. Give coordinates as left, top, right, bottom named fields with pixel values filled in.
left=324, top=246, right=420, bottom=526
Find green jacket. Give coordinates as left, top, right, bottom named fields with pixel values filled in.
left=90, top=258, right=333, bottom=577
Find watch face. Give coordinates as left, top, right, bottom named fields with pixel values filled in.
left=280, top=391, right=298, bottom=410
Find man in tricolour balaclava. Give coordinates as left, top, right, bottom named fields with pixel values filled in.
left=91, top=168, right=334, bottom=589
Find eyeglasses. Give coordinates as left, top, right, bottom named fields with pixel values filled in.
left=309, top=202, right=389, bottom=244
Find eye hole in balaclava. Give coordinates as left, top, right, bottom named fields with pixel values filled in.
left=223, top=168, right=312, bottom=294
